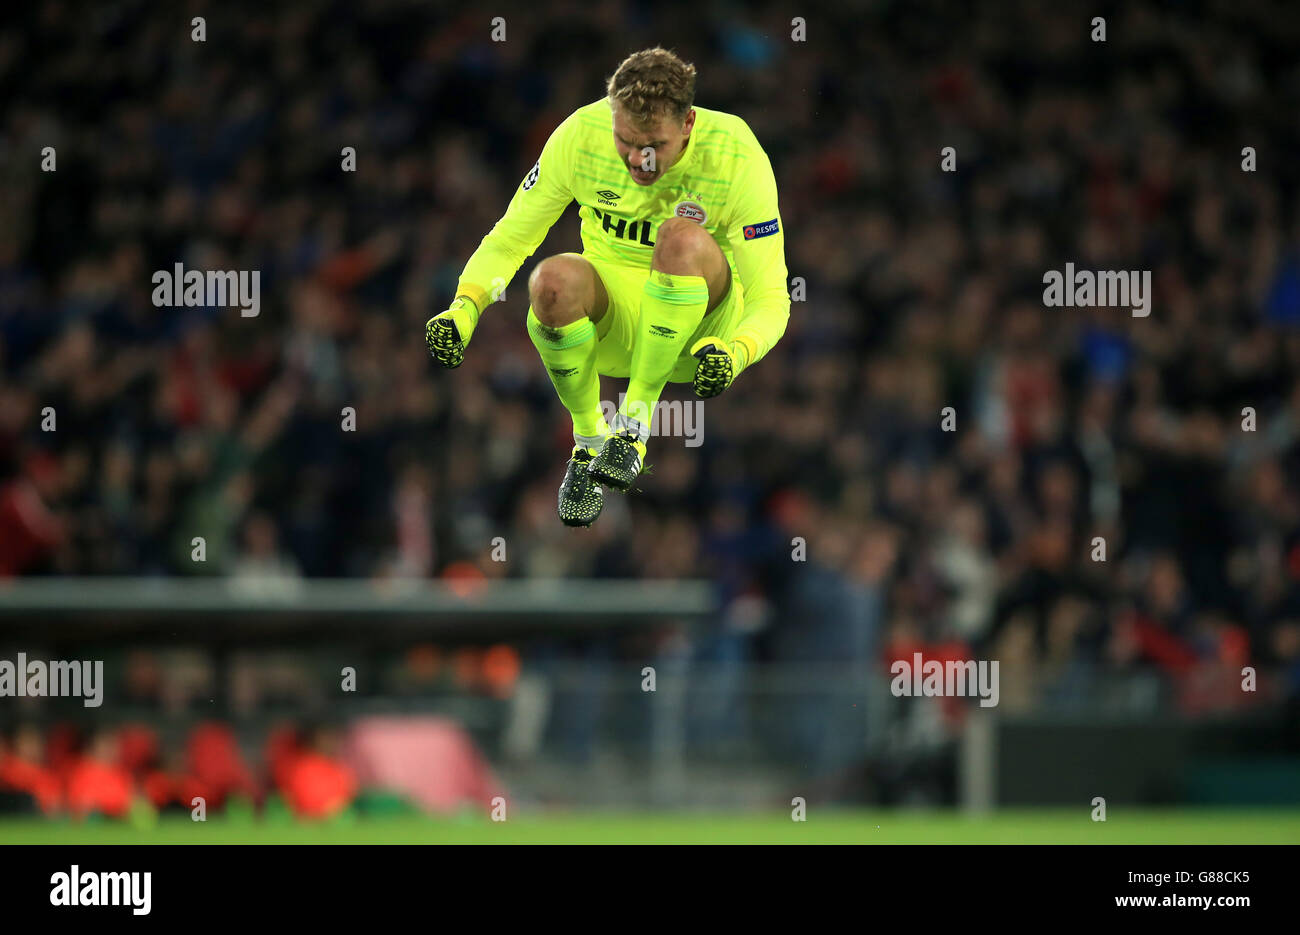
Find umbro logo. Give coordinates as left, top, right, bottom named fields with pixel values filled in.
left=649, top=325, right=678, bottom=338
left=549, top=367, right=579, bottom=377
left=596, top=189, right=622, bottom=206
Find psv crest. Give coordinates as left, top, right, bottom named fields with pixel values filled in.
left=674, top=200, right=707, bottom=224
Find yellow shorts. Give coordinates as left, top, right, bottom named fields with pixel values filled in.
left=581, top=253, right=744, bottom=382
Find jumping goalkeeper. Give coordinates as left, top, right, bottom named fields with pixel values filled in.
left=427, top=47, right=790, bottom=527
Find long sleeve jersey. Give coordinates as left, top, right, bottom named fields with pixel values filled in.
left=455, top=97, right=790, bottom=367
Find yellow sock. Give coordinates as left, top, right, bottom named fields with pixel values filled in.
left=527, top=308, right=608, bottom=447
left=619, top=271, right=708, bottom=441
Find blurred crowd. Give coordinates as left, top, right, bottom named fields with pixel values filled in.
left=3, top=0, right=1300, bottom=713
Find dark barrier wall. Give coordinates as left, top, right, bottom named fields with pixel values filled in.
left=996, top=718, right=1300, bottom=806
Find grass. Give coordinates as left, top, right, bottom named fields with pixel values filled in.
left=3, top=809, right=1299, bottom=844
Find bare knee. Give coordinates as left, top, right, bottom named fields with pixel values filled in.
left=653, top=218, right=728, bottom=308
left=653, top=218, right=715, bottom=275
left=529, top=255, right=591, bottom=327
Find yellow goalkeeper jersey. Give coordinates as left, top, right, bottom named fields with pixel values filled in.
left=455, top=97, right=790, bottom=367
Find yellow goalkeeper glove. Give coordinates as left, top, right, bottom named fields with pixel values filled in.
left=426, top=296, right=480, bottom=369
left=689, top=336, right=750, bottom=398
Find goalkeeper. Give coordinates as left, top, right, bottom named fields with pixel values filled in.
left=427, top=47, right=790, bottom=527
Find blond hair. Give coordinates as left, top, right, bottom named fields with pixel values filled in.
left=606, top=47, right=697, bottom=125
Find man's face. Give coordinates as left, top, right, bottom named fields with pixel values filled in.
left=612, top=105, right=695, bottom=186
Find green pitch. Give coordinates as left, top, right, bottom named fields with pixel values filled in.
left=3, top=809, right=1299, bottom=844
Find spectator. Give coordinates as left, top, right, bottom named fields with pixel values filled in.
left=0, top=725, right=62, bottom=815
left=277, top=723, right=358, bottom=820
left=64, top=729, right=134, bottom=820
